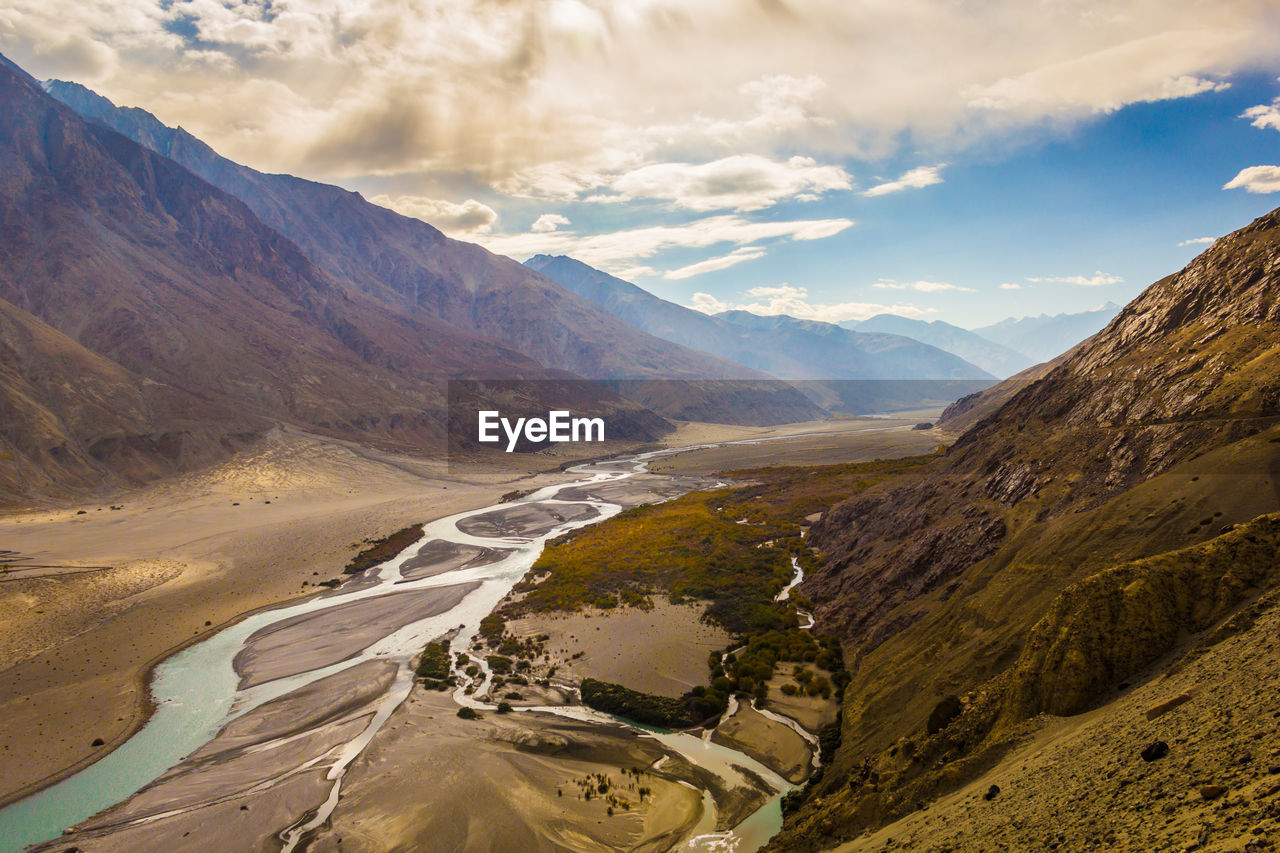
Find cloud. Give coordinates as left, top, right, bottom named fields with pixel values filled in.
left=478, top=214, right=854, bottom=277
left=369, top=193, right=497, bottom=235
left=689, top=292, right=731, bottom=313
left=999, top=282, right=1025, bottom=290
left=687, top=284, right=930, bottom=324
left=1241, top=97, right=1280, bottom=132
left=964, top=30, right=1236, bottom=115
left=1178, top=236, right=1215, bottom=246
left=586, top=154, right=851, bottom=212
left=4, top=0, right=1276, bottom=187
left=1025, top=271, right=1123, bottom=286
left=530, top=213, right=570, bottom=232
left=1224, top=165, right=1280, bottom=194
left=664, top=247, right=767, bottom=280
left=872, top=279, right=974, bottom=293
left=863, top=165, right=945, bottom=197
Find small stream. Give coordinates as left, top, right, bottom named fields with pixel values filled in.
left=0, top=431, right=880, bottom=852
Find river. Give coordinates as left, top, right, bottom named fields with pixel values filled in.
left=0, top=438, right=841, bottom=852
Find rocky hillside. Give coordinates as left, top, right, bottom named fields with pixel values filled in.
left=43, top=80, right=768, bottom=384
left=768, top=208, right=1280, bottom=850
left=0, top=297, right=262, bottom=503
left=0, top=62, right=549, bottom=445
left=1, top=59, right=684, bottom=505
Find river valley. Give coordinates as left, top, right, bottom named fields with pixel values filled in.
left=0, top=430, right=889, bottom=853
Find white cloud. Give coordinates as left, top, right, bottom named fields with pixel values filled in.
left=863, top=165, right=946, bottom=197
left=585, top=154, right=851, bottom=212
left=369, top=193, right=497, bottom=235
left=872, top=279, right=974, bottom=293
left=999, top=282, right=1025, bottom=290
left=1025, top=271, right=1123, bottom=286
left=1241, top=98, right=1280, bottom=132
left=1178, top=236, right=1215, bottom=246
left=664, top=247, right=767, bottom=280
left=530, top=213, right=570, bottom=232
left=964, top=30, right=1236, bottom=115
left=478, top=214, right=853, bottom=278
left=5, top=0, right=1275, bottom=188
left=1224, top=165, right=1280, bottom=194
left=689, top=292, right=732, bottom=314
left=687, top=284, right=930, bottom=324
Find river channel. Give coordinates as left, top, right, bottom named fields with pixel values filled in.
left=0, top=439, right=841, bottom=852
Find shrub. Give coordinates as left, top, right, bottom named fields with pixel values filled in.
left=344, top=525, right=424, bottom=574
left=579, top=678, right=697, bottom=728
left=416, top=641, right=451, bottom=681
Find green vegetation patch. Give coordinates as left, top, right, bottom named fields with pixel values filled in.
left=415, top=640, right=452, bottom=689
left=502, top=455, right=931, bottom=633
left=580, top=678, right=697, bottom=728
left=344, top=524, right=425, bottom=574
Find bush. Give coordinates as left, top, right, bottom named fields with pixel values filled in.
left=416, top=641, right=451, bottom=681
left=457, top=707, right=480, bottom=720
left=579, top=678, right=697, bottom=728
left=344, top=525, right=424, bottom=574
left=486, top=655, right=513, bottom=675
left=496, top=702, right=514, bottom=714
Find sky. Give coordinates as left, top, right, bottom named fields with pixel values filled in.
left=4, top=0, right=1280, bottom=328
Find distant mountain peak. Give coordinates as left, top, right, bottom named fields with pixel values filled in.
left=526, top=255, right=994, bottom=384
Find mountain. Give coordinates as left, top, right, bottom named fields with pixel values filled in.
left=849, top=314, right=1033, bottom=378
left=524, top=255, right=993, bottom=384
left=972, top=301, right=1121, bottom=364
left=0, top=296, right=263, bottom=503
left=767, top=209, right=1280, bottom=849
left=0, top=59, right=704, bottom=503
left=0, top=61, right=551, bottom=449
left=41, top=79, right=766, bottom=385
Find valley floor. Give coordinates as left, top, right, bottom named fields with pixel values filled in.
left=0, top=414, right=939, bottom=850
left=832, top=590, right=1280, bottom=853
left=0, top=427, right=574, bottom=806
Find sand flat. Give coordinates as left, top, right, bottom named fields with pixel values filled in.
left=233, top=582, right=480, bottom=688
left=457, top=501, right=600, bottom=538
left=712, top=703, right=813, bottom=784
left=0, top=429, right=572, bottom=805
left=508, top=600, right=734, bottom=698
left=304, top=689, right=708, bottom=853
left=399, top=539, right=511, bottom=580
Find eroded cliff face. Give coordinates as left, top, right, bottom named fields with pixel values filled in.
left=776, top=209, right=1280, bottom=850
left=809, top=210, right=1280, bottom=646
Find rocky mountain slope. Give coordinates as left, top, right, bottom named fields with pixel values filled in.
left=973, top=302, right=1120, bottom=364
left=43, top=80, right=766, bottom=384
left=0, top=62, right=550, bottom=445
left=0, top=297, right=263, bottom=502
left=0, top=57, right=834, bottom=504
left=848, top=314, right=1033, bottom=378
left=524, top=255, right=992, bottom=382
left=767, top=208, right=1280, bottom=850
left=0, top=60, right=690, bottom=505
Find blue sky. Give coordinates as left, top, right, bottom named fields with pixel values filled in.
left=647, top=73, right=1280, bottom=328
left=4, top=1, right=1280, bottom=329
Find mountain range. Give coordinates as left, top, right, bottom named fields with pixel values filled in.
left=0, top=58, right=830, bottom=504
left=768, top=208, right=1280, bottom=850
left=525, top=254, right=992, bottom=382
left=848, top=314, right=1033, bottom=377
left=973, top=301, right=1121, bottom=364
